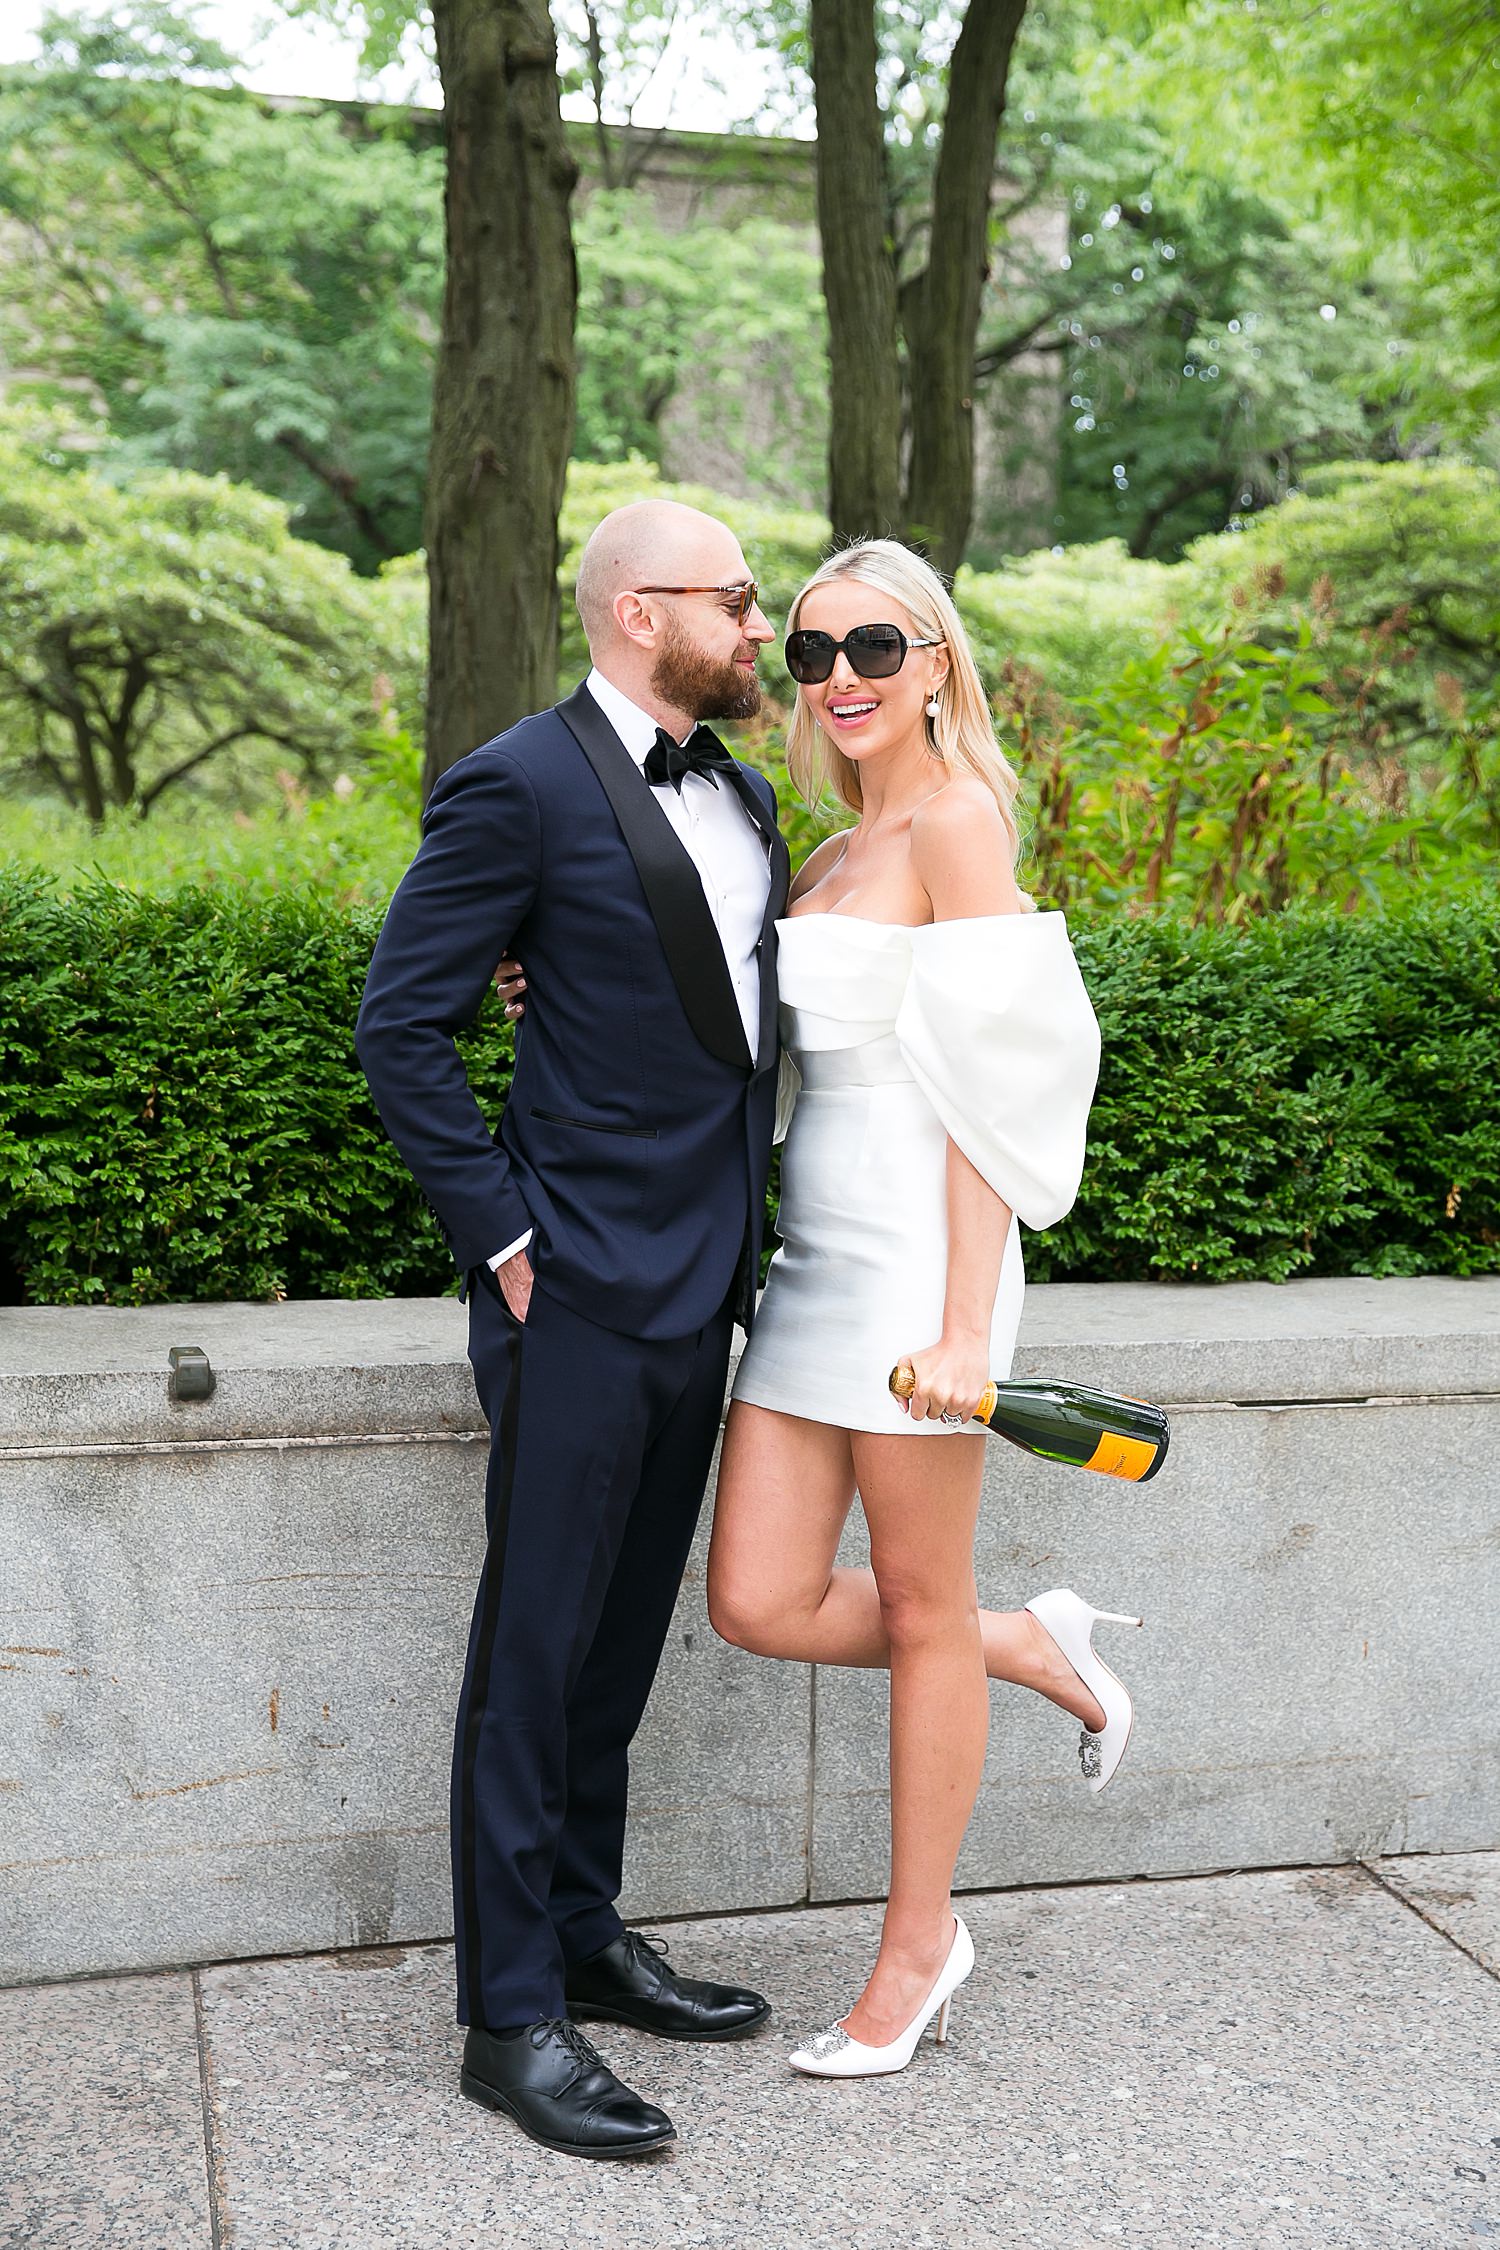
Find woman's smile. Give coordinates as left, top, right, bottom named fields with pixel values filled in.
left=827, top=695, right=881, bottom=729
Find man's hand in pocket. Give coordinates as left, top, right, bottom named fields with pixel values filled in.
left=498, top=1247, right=533, bottom=1323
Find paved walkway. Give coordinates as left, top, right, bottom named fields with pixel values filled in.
left=5, top=1853, right=1499, bottom=2250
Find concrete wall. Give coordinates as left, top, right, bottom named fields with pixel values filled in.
left=2, top=1279, right=1497, bottom=1985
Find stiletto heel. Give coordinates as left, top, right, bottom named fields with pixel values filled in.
left=790, top=1916, right=974, bottom=2078
left=1024, top=1586, right=1143, bottom=1793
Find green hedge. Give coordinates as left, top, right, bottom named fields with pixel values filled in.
left=2, top=871, right=1496, bottom=1304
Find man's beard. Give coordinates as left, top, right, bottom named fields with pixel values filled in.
left=650, top=611, right=762, bottom=722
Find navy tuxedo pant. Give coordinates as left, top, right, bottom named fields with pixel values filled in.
left=452, top=1272, right=736, bottom=2030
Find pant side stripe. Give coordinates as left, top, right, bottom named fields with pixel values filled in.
left=459, top=1326, right=523, bottom=2028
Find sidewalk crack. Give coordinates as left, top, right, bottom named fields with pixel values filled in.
left=1358, top=1857, right=1500, bottom=1984
left=192, top=1967, right=232, bottom=2248
left=804, top=1660, right=817, bottom=1905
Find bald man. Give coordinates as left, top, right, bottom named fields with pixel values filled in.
left=356, top=502, right=789, bottom=2157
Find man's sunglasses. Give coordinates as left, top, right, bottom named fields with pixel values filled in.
left=635, top=581, right=760, bottom=626
left=784, top=623, right=942, bottom=686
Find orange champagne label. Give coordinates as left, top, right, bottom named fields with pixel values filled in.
left=1084, top=1430, right=1157, bottom=1481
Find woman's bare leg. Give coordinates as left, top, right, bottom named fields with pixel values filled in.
left=709, top=1403, right=1105, bottom=1732
left=837, top=1427, right=987, bottom=2046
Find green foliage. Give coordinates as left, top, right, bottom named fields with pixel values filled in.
left=0, top=9, right=443, bottom=570
left=574, top=192, right=827, bottom=505
left=1045, top=160, right=1406, bottom=559
left=1010, top=622, right=1470, bottom=921
left=0, top=414, right=396, bottom=815
left=10, top=452, right=1494, bottom=907
left=1094, top=0, right=1500, bottom=430
left=955, top=540, right=1175, bottom=701
left=2, top=752, right=421, bottom=903
left=1184, top=462, right=1500, bottom=751
left=974, top=8, right=1426, bottom=562
left=4, top=871, right=1494, bottom=1304
left=0, top=868, right=515, bottom=1305
left=1039, top=901, right=1500, bottom=1283
left=0, top=23, right=828, bottom=564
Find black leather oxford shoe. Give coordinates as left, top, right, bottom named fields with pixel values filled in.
left=460, top=2020, right=675, bottom=2158
left=566, top=1929, right=771, bottom=2042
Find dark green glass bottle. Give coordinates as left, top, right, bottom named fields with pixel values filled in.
left=889, top=1365, right=1169, bottom=1481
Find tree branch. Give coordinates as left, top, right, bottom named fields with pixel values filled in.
left=273, top=430, right=398, bottom=559
left=111, top=132, right=242, bottom=318
left=137, top=725, right=297, bottom=814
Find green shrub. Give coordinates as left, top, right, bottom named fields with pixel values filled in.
left=3, top=871, right=1494, bottom=1304
left=1009, top=621, right=1496, bottom=920
left=1183, top=460, right=1500, bottom=749
left=1042, top=901, right=1500, bottom=1282
left=0, top=870, right=513, bottom=1303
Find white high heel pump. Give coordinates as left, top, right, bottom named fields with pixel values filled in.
left=789, top=1915, right=975, bottom=2078
left=1024, top=1587, right=1143, bottom=1793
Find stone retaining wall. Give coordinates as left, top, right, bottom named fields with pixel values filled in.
left=3, top=1278, right=1497, bottom=1984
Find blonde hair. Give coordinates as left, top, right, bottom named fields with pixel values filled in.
left=784, top=539, right=1026, bottom=876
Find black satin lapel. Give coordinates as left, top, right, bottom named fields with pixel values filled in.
left=727, top=764, right=790, bottom=1079
left=727, top=761, right=792, bottom=899
left=557, top=683, right=753, bottom=1074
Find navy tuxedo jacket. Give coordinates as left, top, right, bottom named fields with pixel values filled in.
left=356, top=682, right=791, bottom=1340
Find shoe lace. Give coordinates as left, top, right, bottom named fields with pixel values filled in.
left=625, top=1929, right=671, bottom=1966
left=531, top=2018, right=605, bottom=2071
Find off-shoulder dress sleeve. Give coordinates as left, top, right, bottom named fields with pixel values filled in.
left=893, top=912, right=1101, bottom=1229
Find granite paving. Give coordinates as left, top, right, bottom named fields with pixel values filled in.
left=1375, top=1848, right=1500, bottom=1978
left=5, top=1858, right=1499, bottom=2250
left=0, top=1968, right=212, bottom=2248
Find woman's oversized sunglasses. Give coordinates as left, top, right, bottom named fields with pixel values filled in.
left=784, top=622, right=942, bottom=685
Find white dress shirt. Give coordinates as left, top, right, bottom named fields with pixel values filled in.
left=489, top=667, right=772, bottom=1272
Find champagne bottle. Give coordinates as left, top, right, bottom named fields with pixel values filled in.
left=888, top=1364, right=1169, bottom=1482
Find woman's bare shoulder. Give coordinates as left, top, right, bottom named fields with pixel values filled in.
left=910, top=780, right=1020, bottom=915
left=789, top=827, right=853, bottom=906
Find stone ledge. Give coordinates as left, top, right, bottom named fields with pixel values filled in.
left=4, top=1275, right=1498, bottom=1447
left=3, top=1274, right=1498, bottom=1984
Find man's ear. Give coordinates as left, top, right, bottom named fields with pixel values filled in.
left=614, top=590, right=655, bottom=647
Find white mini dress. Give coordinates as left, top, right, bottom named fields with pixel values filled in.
left=731, top=911, right=1101, bottom=1435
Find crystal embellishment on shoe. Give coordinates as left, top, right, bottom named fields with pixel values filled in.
left=1023, top=1587, right=1144, bottom=1794
left=788, top=1917, right=975, bottom=2079
left=799, top=2024, right=852, bottom=2062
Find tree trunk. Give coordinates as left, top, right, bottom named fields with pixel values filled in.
left=809, top=0, right=902, bottom=544
left=902, top=0, right=1029, bottom=576
left=424, top=0, right=579, bottom=793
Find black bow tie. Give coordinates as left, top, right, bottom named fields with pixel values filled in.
left=643, top=724, right=738, bottom=793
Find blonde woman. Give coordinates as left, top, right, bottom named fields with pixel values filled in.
left=711, top=539, right=1137, bottom=2079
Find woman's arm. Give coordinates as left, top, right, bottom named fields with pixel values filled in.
left=898, top=781, right=1022, bottom=1423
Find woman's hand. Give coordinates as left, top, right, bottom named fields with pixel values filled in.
left=493, top=955, right=526, bottom=1018
left=897, top=1331, right=991, bottom=1426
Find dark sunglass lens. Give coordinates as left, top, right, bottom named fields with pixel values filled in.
left=848, top=626, right=906, bottom=678
left=785, top=631, right=835, bottom=683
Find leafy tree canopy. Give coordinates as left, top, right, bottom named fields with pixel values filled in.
left=0, top=4, right=443, bottom=570
left=1185, top=460, right=1500, bottom=758
left=0, top=412, right=394, bottom=817
left=1086, top=0, right=1500, bottom=428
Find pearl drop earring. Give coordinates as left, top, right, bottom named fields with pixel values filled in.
left=926, top=693, right=941, bottom=718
